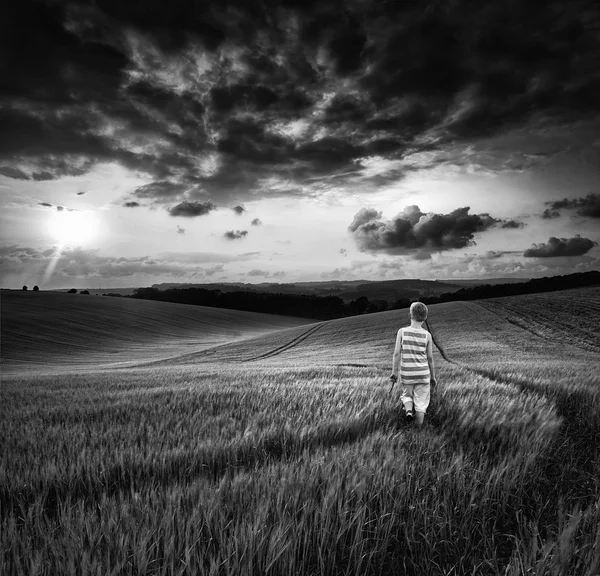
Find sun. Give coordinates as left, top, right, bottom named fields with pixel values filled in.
left=48, top=209, right=100, bottom=246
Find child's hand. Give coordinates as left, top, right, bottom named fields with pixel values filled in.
left=390, top=374, right=398, bottom=384
left=430, top=376, right=437, bottom=388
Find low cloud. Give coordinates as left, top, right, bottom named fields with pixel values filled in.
left=544, top=193, right=600, bottom=219
left=500, top=219, right=525, bottom=229
left=251, top=218, right=262, bottom=226
left=168, top=201, right=216, bottom=218
left=124, top=201, right=140, bottom=208
left=177, top=226, right=185, bottom=235
left=56, top=205, right=65, bottom=211
left=542, top=208, right=561, bottom=219
left=38, top=202, right=53, bottom=208
left=232, top=205, right=246, bottom=215
left=524, top=235, right=598, bottom=258
left=248, top=269, right=269, bottom=277
left=77, top=191, right=86, bottom=196
left=273, top=271, right=285, bottom=278
left=224, top=230, right=248, bottom=240
left=339, top=248, right=348, bottom=257
left=349, top=205, right=500, bottom=256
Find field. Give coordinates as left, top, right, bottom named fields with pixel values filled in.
left=1, top=287, right=599, bottom=575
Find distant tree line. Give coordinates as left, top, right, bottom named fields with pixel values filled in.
left=129, top=287, right=391, bottom=320
left=418, top=271, right=600, bottom=306
left=129, top=271, right=600, bottom=320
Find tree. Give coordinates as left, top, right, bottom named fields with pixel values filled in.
left=33, top=285, right=39, bottom=291
left=22, top=285, right=28, bottom=291
left=81, top=290, right=90, bottom=294
left=67, top=288, right=77, bottom=294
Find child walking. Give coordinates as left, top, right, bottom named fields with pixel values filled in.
left=390, top=302, right=436, bottom=428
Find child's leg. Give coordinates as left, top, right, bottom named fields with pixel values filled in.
left=413, top=385, right=431, bottom=428
left=400, top=385, right=415, bottom=413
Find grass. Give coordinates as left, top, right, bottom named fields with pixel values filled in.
left=1, top=287, right=599, bottom=574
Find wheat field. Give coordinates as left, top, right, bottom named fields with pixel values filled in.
left=1, top=287, right=599, bottom=575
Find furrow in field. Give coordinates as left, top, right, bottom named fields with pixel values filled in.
left=243, top=322, right=327, bottom=361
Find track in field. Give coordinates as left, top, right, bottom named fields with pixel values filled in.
left=243, top=322, right=327, bottom=361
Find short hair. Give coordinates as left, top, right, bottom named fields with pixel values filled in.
left=410, top=301, right=428, bottom=322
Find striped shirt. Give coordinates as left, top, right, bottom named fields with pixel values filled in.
left=399, top=327, right=430, bottom=385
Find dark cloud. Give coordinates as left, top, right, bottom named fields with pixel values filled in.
left=544, top=193, right=600, bottom=219
left=177, top=226, right=186, bottom=235
left=56, top=206, right=65, bottom=211
left=524, top=235, right=598, bottom=258
left=251, top=218, right=262, bottom=226
left=349, top=205, right=500, bottom=256
left=232, top=205, right=246, bottom=215
left=542, top=208, right=561, bottom=220
left=38, top=202, right=53, bottom=208
left=500, top=219, right=525, bottom=229
left=1, top=0, right=599, bottom=205
left=123, top=201, right=140, bottom=208
left=0, top=166, right=30, bottom=180
left=77, top=191, right=86, bottom=195
left=224, top=230, right=248, bottom=240
left=248, top=269, right=269, bottom=277
left=168, top=201, right=216, bottom=218
left=272, top=271, right=286, bottom=278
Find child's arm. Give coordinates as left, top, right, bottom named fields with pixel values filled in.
left=391, top=329, right=402, bottom=381
left=426, top=333, right=436, bottom=387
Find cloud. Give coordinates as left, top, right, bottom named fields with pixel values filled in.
left=38, top=202, right=53, bottom=208
left=248, top=269, right=269, bottom=277
left=168, top=201, right=216, bottom=217
left=272, top=271, right=285, bottom=278
left=339, top=248, right=348, bottom=257
left=500, top=219, right=525, bottom=229
left=224, top=230, right=248, bottom=240
left=1, top=0, right=598, bottom=208
left=349, top=205, right=500, bottom=256
left=77, top=191, right=86, bottom=196
left=524, top=235, right=598, bottom=258
left=56, top=206, right=65, bottom=211
left=0, top=166, right=30, bottom=179
left=251, top=218, right=262, bottom=226
left=544, top=193, right=600, bottom=219
left=542, top=208, right=561, bottom=219
left=232, top=205, right=246, bottom=215
left=177, top=226, right=185, bottom=234
left=124, top=201, right=140, bottom=208
left=133, top=182, right=190, bottom=200
left=0, top=245, right=227, bottom=286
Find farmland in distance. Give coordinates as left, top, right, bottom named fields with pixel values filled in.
left=1, top=286, right=599, bottom=575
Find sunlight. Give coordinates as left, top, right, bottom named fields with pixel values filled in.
left=47, top=209, right=100, bottom=246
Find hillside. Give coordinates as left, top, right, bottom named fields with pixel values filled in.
left=142, top=285, right=600, bottom=373
left=1, top=291, right=315, bottom=372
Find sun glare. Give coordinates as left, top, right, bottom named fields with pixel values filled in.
left=48, top=210, right=100, bottom=246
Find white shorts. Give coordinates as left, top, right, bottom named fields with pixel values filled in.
left=400, top=384, right=431, bottom=414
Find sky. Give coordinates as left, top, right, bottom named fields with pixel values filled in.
left=1, top=0, right=600, bottom=289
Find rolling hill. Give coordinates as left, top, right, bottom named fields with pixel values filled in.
left=1, top=291, right=315, bottom=372
left=130, top=285, right=600, bottom=373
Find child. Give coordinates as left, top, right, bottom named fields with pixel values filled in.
left=390, top=302, right=436, bottom=428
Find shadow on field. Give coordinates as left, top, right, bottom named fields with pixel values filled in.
left=3, top=404, right=410, bottom=519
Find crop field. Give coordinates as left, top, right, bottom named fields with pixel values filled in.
left=1, top=287, right=599, bottom=575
